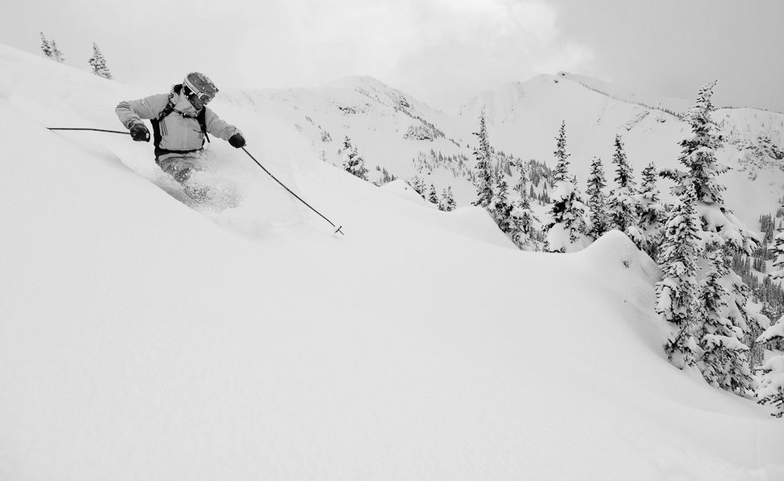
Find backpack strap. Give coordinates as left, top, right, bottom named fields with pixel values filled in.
left=150, top=84, right=210, bottom=157
left=150, top=98, right=175, bottom=149
left=197, top=107, right=210, bottom=144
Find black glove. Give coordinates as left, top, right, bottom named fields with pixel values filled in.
left=229, top=133, right=246, bottom=148
left=130, top=123, right=150, bottom=142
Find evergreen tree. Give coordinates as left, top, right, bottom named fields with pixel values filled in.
left=756, top=319, right=784, bottom=417
left=440, top=186, right=456, bottom=212
left=491, top=174, right=513, bottom=233
left=88, top=42, right=113, bottom=80
left=510, top=161, right=539, bottom=250
left=511, top=193, right=539, bottom=252
left=544, top=122, right=589, bottom=253
left=552, top=121, right=570, bottom=183
left=696, top=250, right=753, bottom=393
left=40, top=32, right=52, bottom=59
left=768, top=231, right=784, bottom=279
left=656, top=184, right=703, bottom=367
left=637, top=163, right=665, bottom=260
left=513, top=160, right=527, bottom=199
left=665, top=81, right=730, bottom=210
left=660, top=81, right=762, bottom=395
left=341, top=136, right=368, bottom=181
left=409, top=176, right=426, bottom=199
left=585, top=156, right=609, bottom=240
left=427, top=184, right=438, bottom=205
left=760, top=213, right=776, bottom=243
left=472, top=109, right=493, bottom=208
left=607, top=135, right=641, bottom=244
left=50, top=39, right=64, bottom=63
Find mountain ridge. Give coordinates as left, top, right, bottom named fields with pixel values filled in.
left=288, top=70, right=784, bottom=231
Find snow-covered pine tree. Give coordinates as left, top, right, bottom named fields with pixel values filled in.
left=637, top=163, right=665, bottom=260
left=472, top=108, right=493, bottom=208
left=509, top=161, right=538, bottom=250
left=544, top=122, right=589, bottom=253
left=440, top=186, right=456, bottom=212
left=607, top=135, right=642, bottom=246
left=660, top=81, right=762, bottom=395
left=754, top=300, right=779, bottom=368
left=491, top=174, right=513, bottom=234
left=512, top=197, right=539, bottom=252
left=88, top=42, right=113, bottom=80
left=427, top=184, right=438, bottom=205
left=40, top=32, right=53, bottom=59
left=656, top=183, right=703, bottom=367
left=665, top=82, right=730, bottom=212
left=552, top=121, right=570, bottom=183
left=696, top=250, right=753, bottom=393
left=585, top=156, right=609, bottom=240
left=513, top=160, right=527, bottom=200
left=50, top=39, right=64, bottom=63
left=768, top=231, right=784, bottom=279
left=756, top=319, right=784, bottom=417
left=341, top=136, right=368, bottom=181
left=408, top=176, right=426, bottom=199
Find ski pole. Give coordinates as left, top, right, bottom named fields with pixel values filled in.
left=48, top=127, right=130, bottom=135
left=241, top=147, right=344, bottom=236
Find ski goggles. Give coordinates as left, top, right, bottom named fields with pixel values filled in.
left=183, top=85, right=215, bottom=105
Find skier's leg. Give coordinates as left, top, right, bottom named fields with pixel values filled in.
left=156, top=155, right=197, bottom=184
left=156, top=154, right=213, bottom=202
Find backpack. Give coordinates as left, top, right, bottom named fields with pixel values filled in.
left=150, top=84, right=210, bottom=155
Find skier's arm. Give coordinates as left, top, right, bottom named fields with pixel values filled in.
left=203, top=108, right=242, bottom=142
left=115, top=94, right=169, bottom=129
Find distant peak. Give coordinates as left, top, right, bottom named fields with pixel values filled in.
left=324, top=75, right=393, bottom=90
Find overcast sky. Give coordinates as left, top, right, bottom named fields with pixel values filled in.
left=2, top=0, right=782, bottom=112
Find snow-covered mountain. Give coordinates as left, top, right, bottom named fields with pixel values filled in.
left=219, top=68, right=784, bottom=233
left=1, top=43, right=783, bottom=480
left=458, top=73, right=784, bottom=228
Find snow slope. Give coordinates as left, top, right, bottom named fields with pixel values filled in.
left=1, top=44, right=783, bottom=480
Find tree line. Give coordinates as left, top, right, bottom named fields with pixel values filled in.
left=39, top=32, right=113, bottom=80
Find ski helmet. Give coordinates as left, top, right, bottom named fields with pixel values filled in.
left=183, top=72, right=218, bottom=104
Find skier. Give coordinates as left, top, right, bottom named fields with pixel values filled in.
left=115, top=72, right=246, bottom=194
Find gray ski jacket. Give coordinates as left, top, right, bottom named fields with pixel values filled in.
left=116, top=86, right=241, bottom=159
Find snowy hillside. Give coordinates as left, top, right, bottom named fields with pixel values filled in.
left=1, top=43, right=783, bottom=480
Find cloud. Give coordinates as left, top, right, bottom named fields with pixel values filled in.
left=388, top=0, right=593, bottom=107
left=1, top=0, right=592, bottom=109
left=233, top=0, right=416, bottom=89
left=233, top=0, right=592, bottom=108
left=545, top=0, right=784, bottom=111
left=2, top=0, right=781, bottom=111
